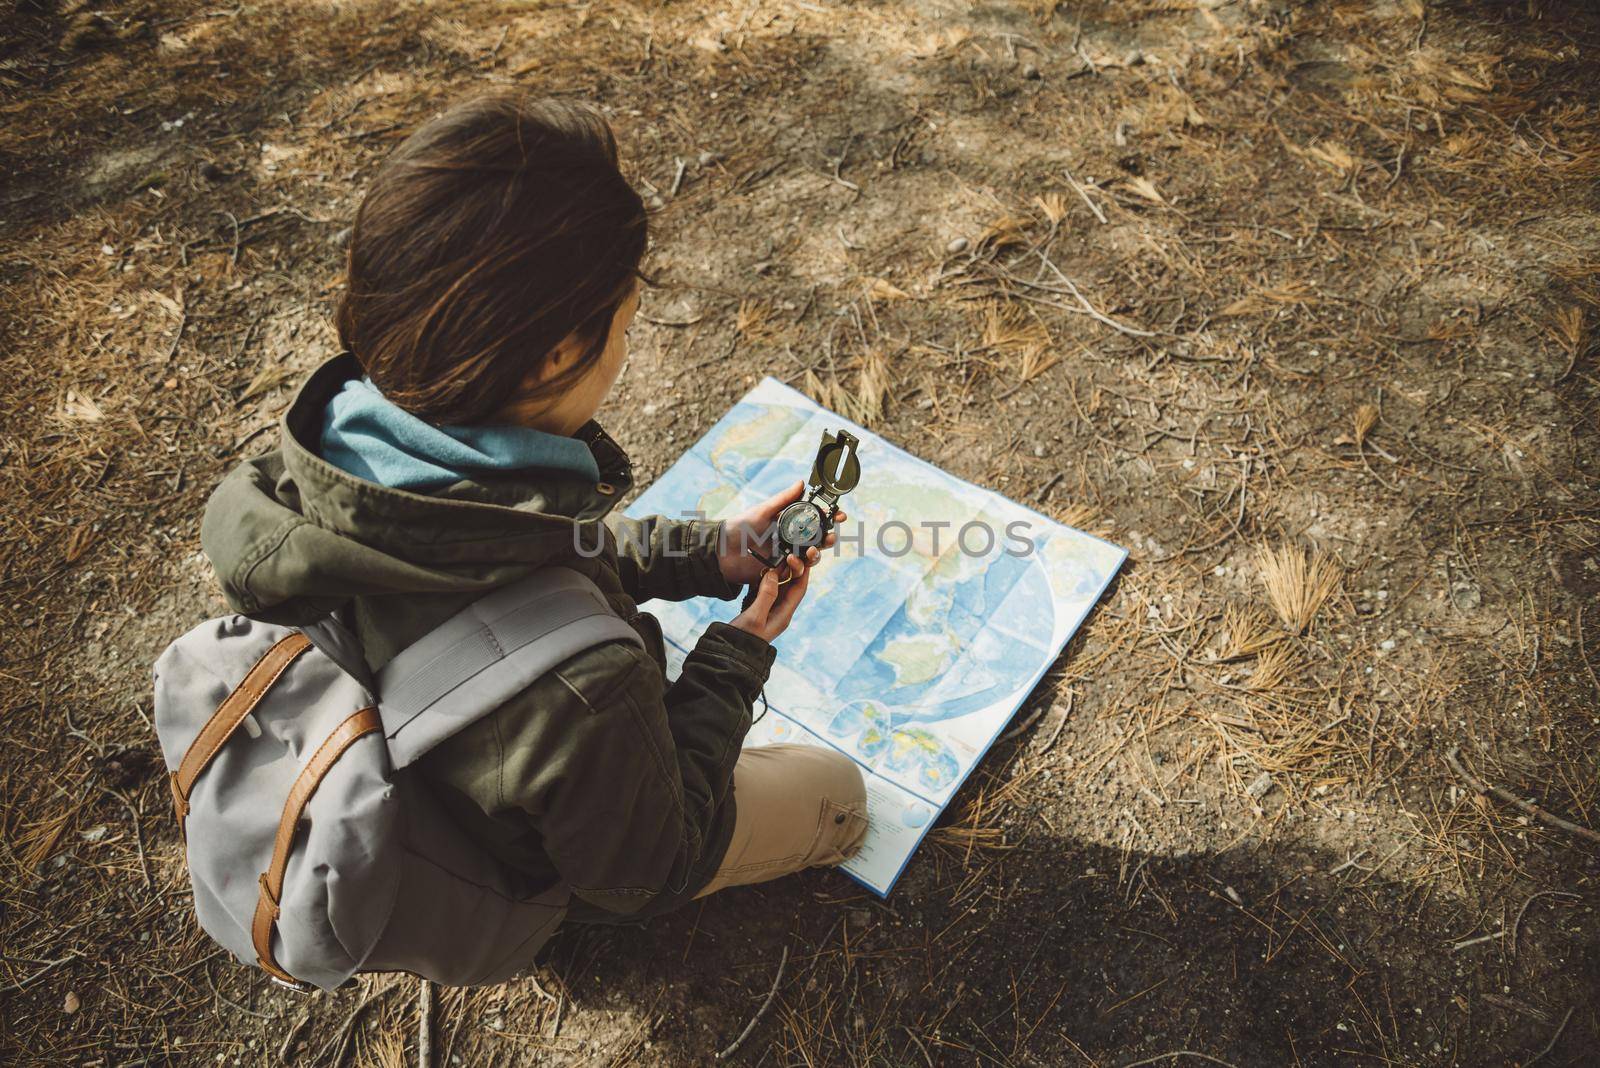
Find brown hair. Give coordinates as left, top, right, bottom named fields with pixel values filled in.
left=336, top=94, right=647, bottom=426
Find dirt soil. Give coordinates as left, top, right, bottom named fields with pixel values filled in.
left=3, top=0, right=1599, bottom=1065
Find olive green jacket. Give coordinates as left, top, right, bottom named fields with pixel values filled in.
left=201, top=355, right=769, bottom=919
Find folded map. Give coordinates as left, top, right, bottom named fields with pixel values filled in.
left=627, top=378, right=1127, bottom=895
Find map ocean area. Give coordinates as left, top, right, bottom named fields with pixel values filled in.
left=627, top=378, right=1126, bottom=895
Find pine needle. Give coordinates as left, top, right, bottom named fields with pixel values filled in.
left=1222, top=603, right=1284, bottom=659
left=1257, top=545, right=1343, bottom=635
left=1245, top=645, right=1300, bottom=691
left=1353, top=402, right=1379, bottom=448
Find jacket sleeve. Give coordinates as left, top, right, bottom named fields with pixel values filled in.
left=421, top=620, right=773, bottom=913
left=606, top=515, right=741, bottom=604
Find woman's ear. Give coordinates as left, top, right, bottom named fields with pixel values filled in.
left=535, top=331, right=586, bottom=383
left=491, top=328, right=588, bottom=425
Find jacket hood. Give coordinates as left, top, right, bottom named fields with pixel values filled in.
left=202, top=354, right=634, bottom=625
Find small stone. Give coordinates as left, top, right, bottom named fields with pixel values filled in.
left=63, top=991, right=81, bottom=1014
left=1021, top=63, right=1040, bottom=80
left=1379, top=638, right=1396, bottom=651
left=696, top=150, right=718, bottom=166
left=1246, top=772, right=1274, bottom=799
left=1032, top=444, right=1046, bottom=458
left=1123, top=49, right=1143, bottom=66
left=945, top=236, right=969, bottom=254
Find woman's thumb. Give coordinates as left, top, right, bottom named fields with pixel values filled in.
left=749, top=568, right=780, bottom=617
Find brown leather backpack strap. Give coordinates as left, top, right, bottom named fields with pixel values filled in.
left=170, top=632, right=313, bottom=831
left=252, top=706, right=382, bottom=987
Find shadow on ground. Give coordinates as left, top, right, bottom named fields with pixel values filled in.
left=540, top=826, right=1597, bottom=1066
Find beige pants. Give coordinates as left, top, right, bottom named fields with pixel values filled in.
left=695, top=744, right=869, bottom=898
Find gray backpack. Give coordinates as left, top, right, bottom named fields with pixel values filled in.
left=153, top=567, right=641, bottom=992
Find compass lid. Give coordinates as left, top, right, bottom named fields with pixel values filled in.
left=810, top=429, right=861, bottom=496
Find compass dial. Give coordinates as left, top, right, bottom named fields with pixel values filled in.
left=777, top=501, right=826, bottom=550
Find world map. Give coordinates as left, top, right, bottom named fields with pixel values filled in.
left=627, top=378, right=1126, bottom=894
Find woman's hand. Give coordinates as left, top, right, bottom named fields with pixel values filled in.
left=718, top=481, right=846, bottom=585
left=729, top=551, right=817, bottom=643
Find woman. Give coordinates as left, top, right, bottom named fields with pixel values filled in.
left=200, top=94, right=868, bottom=942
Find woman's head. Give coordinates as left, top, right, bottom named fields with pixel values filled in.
left=336, top=93, right=647, bottom=433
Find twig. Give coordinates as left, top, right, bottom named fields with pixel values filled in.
left=1328, top=849, right=1370, bottom=876
left=1577, top=605, right=1600, bottom=703
left=638, top=312, right=704, bottom=327
left=0, top=952, right=81, bottom=994
left=217, top=210, right=241, bottom=268
left=1035, top=251, right=1158, bottom=337
left=826, top=153, right=860, bottom=194
left=714, top=945, right=788, bottom=1061
left=1043, top=689, right=1075, bottom=751
left=998, top=702, right=1049, bottom=744
left=1526, top=1006, right=1573, bottom=1067
left=278, top=1009, right=312, bottom=1064
left=1063, top=168, right=1108, bottom=224
left=1511, top=891, right=1580, bottom=956
left=902, top=1026, right=935, bottom=1068
left=1444, top=747, right=1600, bottom=845
left=1118, top=1052, right=1241, bottom=1068
left=1450, top=928, right=1504, bottom=952
left=528, top=970, right=560, bottom=1005
left=335, top=122, right=402, bottom=142
left=418, top=979, right=433, bottom=1068
left=1071, top=21, right=1099, bottom=78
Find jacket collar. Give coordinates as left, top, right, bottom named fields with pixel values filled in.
left=276, top=354, right=634, bottom=558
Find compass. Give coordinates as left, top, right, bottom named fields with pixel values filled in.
left=743, top=429, right=861, bottom=598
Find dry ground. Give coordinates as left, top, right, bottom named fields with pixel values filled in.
left=2, top=0, right=1598, bottom=1065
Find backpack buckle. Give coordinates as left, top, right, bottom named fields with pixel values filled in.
left=268, top=974, right=312, bottom=994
